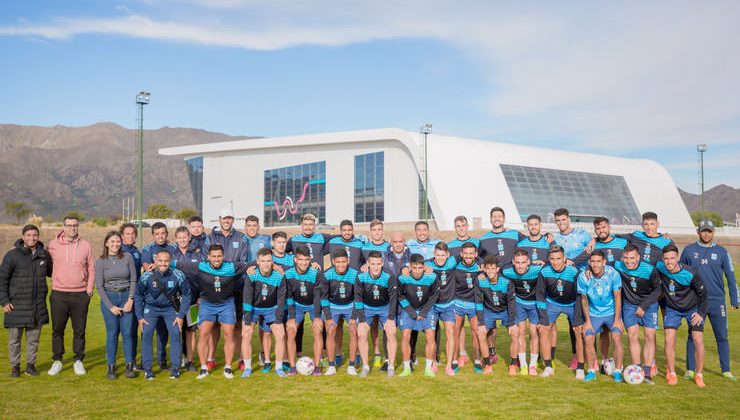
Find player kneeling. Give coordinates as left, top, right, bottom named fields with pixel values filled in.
left=398, top=254, right=439, bottom=377
left=475, top=255, right=518, bottom=376
left=241, top=248, right=287, bottom=378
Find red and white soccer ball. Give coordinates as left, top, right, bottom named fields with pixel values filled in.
left=624, top=364, right=645, bottom=385
left=296, top=356, right=315, bottom=376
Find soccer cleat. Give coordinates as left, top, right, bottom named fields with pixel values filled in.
left=399, top=368, right=412, bottom=377
left=445, top=366, right=456, bottom=376
left=666, top=372, right=678, bottom=385
left=474, top=363, right=484, bottom=374
left=169, top=371, right=180, bottom=380
left=519, top=366, right=528, bottom=376
left=347, top=365, right=358, bottom=376
left=694, top=373, right=706, bottom=388
left=24, top=363, right=39, bottom=377
left=373, top=355, right=382, bottom=368
left=275, top=369, right=288, bottom=378
left=223, top=367, right=234, bottom=379
left=508, top=365, right=518, bottom=376
left=196, top=369, right=209, bottom=379
left=683, top=370, right=695, bottom=380
left=312, top=367, right=322, bottom=376
left=650, top=362, right=657, bottom=378
left=458, top=354, right=469, bottom=367
left=451, top=362, right=460, bottom=373
left=237, top=360, right=245, bottom=371
left=261, top=362, right=272, bottom=374
left=359, top=367, right=370, bottom=378
left=482, top=365, right=493, bottom=375
left=386, top=367, right=395, bottom=378
left=540, top=367, right=555, bottom=378
left=380, top=361, right=389, bottom=372
left=288, top=367, right=297, bottom=376
left=722, top=372, right=737, bottom=381
left=425, top=367, right=436, bottom=378
left=335, top=355, right=343, bottom=367
left=575, top=369, right=585, bottom=380
left=145, top=371, right=155, bottom=380
left=528, top=366, right=538, bottom=376
left=73, top=360, right=86, bottom=376
left=613, top=371, right=623, bottom=383
left=643, top=378, right=655, bottom=385
left=583, top=371, right=597, bottom=382
left=186, top=362, right=198, bottom=373
left=569, top=357, right=578, bottom=370
left=325, top=366, right=337, bottom=376
left=207, top=360, right=217, bottom=371
left=10, top=365, right=20, bottom=378
left=241, top=368, right=252, bottom=378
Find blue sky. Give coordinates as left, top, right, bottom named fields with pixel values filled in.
left=1, top=0, right=739, bottom=193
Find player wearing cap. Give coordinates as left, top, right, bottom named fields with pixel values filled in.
left=681, top=220, right=738, bottom=381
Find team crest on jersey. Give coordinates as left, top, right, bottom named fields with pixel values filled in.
left=711, top=253, right=717, bottom=260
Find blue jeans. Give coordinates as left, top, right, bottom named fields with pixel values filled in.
left=100, top=290, right=135, bottom=365
left=141, top=306, right=182, bottom=374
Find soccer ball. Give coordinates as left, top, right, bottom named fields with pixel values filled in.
left=296, top=357, right=315, bottom=375
left=603, top=358, right=616, bottom=376
left=624, top=364, right=645, bottom=385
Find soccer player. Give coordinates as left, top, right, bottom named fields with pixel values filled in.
left=271, top=231, right=295, bottom=270
left=170, top=226, right=207, bottom=372
left=187, top=216, right=207, bottom=255
left=135, top=249, right=191, bottom=380
left=398, top=253, right=439, bottom=377
left=578, top=250, right=624, bottom=382
left=658, top=244, right=708, bottom=387
left=140, top=222, right=176, bottom=371
left=354, top=251, right=399, bottom=378
left=623, top=212, right=674, bottom=266
left=503, top=249, right=543, bottom=376
left=574, top=217, right=629, bottom=268
left=325, top=220, right=366, bottom=270
left=518, top=214, right=550, bottom=266
left=447, top=215, right=480, bottom=258
left=681, top=220, right=738, bottom=381
left=324, top=249, right=360, bottom=375
left=360, top=219, right=391, bottom=262
left=452, top=242, right=483, bottom=373
left=536, top=245, right=582, bottom=378
left=426, top=242, right=459, bottom=375
left=287, top=214, right=333, bottom=270
left=406, top=221, right=440, bottom=260
left=284, top=246, right=330, bottom=376
left=241, top=248, right=287, bottom=378
left=475, top=255, right=518, bottom=375
left=191, top=244, right=250, bottom=379
left=244, top=215, right=272, bottom=264
left=479, top=207, right=525, bottom=268
left=552, top=208, right=592, bottom=263
left=614, top=243, right=661, bottom=384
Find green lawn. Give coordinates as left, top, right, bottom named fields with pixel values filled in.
left=1, top=272, right=739, bottom=419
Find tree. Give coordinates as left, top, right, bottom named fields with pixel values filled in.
left=65, top=211, right=86, bottom=222
left=4, top=201, right=31, bottom=224
left=690, top=211, right=723, bottom=227
left=176, top=207, right=197, bottom=222
left=147, top=203, right=174, bottom=219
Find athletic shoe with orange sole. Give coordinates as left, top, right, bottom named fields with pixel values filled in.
left=694, top=373, right=706, bottom=388
left=508, top=365, right=518, bottom=376
left=529, top=366, right=538, bottom=376
left=458, top=354, right=469, bottom=367
left=666, top=372, right=678, bottom=385
left=482, top=365, right=493, bottom=375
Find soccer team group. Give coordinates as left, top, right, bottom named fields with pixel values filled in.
left=3, top=206, right=737, bottom=387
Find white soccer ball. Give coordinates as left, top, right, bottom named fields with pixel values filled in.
left=603, top=358, right=616, bottom=376
left=624, top=364, right=645, bottom=385
left=296, top=356, right=315, bottom=376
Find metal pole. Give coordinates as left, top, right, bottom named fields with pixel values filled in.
left=137, top=102, right=144, bottom=232
left=697, top=143, right=708, bottom=220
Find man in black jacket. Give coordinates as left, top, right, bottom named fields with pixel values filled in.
left=0, top=224, right=53, bottom=377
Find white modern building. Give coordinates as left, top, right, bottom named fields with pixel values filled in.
left=158, top=128, right=693, bottom=231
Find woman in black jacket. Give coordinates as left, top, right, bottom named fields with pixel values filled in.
left=0, top=224, right=52, bottom=377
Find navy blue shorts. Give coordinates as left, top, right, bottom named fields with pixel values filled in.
left=292, top=303, right=317, bottom=323
left=514, top=303, right=539, bottom=324
left=250, top=306, right=279, bottom=332
left=585, top=315, right=621, bottom=336
left=398, top=310, right=437, bottom=331
left=546, top=302, right=580, bottom=326
left=359, top=305, right=391, bottom=325
left=434, top=302, right=455, bottom=323
left=454, top=300, right=476, bottom=320
left=328, top=304, right=354, bottom=324
left=483, top=309, right=509, bottom=330
left=199, top=299, right=236, bottom=325
left=623, top=302, right=659, bottom=329
left=664, top=307, right=704, bottom=332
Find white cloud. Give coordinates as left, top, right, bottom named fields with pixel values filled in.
left=1, top=0, right=739, bottom=153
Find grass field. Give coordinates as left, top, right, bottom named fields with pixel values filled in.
left=1, top=271, right=739, bottom=419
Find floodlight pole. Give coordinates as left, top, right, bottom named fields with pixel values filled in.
left=697, top=143, right=708, bottom=220
left=136, top=91, right=151, bottom=233
left=420, top=123, right=432, bottom=221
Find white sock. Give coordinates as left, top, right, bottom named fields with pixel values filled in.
left=426, top=359, right=433, bottom=369
left=276, top=361, right=282, bottom=370
left=200, top=364, right=208, bottom=370
left=474, top=359, right=481, bottom=365
left=264, top=357, right=271, bottom=364
left=403, top=361, right=411, bottom=369
left=460, top=350, right=468, bottom=356
left=363, top=364, right=370, bottom=370
left=530, top=354, right=539, bottom=366
left=244, top=359, right=251, bottom=370
left=518, top=353, right=528, bottom=368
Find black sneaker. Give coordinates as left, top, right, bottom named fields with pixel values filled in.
left=124, top=363, right=136, bottom=378
left=107, top=364, right=117, bottom=380
left=24, top=363, right=39, bottom=376
left=133, top=363, right=144, bottom=372
left=169, top=371, right=180, bottom=380
left=159, top=360, right=169, bottom=371
left=184, top=361, right=198, bottom=372
left=10, top=365, right=20, bottom=378
left=145, top=371, right=155, bottom=380
left=380, top=361, right=389, bottom=372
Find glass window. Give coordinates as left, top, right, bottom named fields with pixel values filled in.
left=500, top=164, right=641, bottom=224
left=264, top=161, right=326, bottom=226
left=185, top=157, right=203, bottom=215
left=354, top=152, right=385, bottom=222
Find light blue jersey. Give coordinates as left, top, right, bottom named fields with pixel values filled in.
left=577, top=265, right=621, bottom=317
left=407, top=239, right=440, bottom=260
left=554, top=228, right=592, bottom=260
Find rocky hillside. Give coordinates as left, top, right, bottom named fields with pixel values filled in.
left=679, top=184, right=739, bottom=222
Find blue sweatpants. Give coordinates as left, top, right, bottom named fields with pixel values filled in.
left=141, top=306, right=181, bottom=374
left=686, top=300, right=731, bottom=373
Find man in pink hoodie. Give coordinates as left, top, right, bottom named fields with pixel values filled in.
left=46, top=214, right=95, bottom=376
